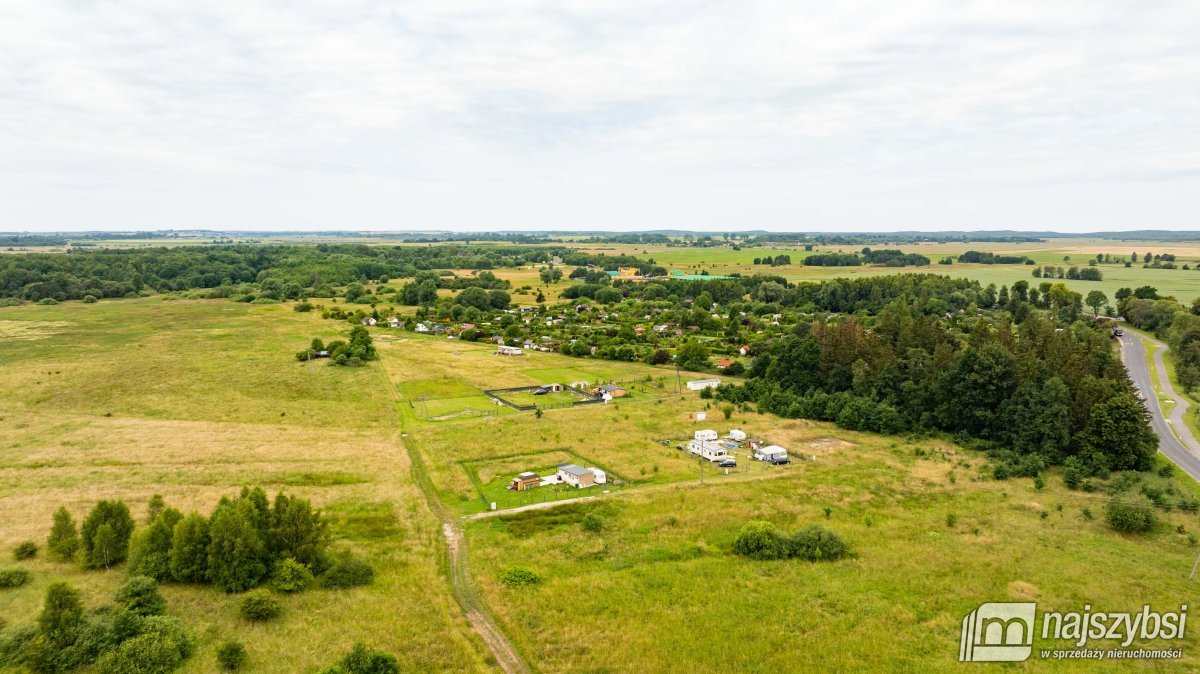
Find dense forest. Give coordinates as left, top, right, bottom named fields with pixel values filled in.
left=709, top=276, right=1154, bottom=476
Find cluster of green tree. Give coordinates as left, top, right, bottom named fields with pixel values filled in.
left=715, top=296, right=1156, bottom=475
left=296, top=327, right=378, bottom=365
left=861, top=248, right=931, bottom=266
left=801, top=252, right=863, bottom=266
left=581, top=233, right=673, bottom=244
left=0, top=234, right=72, bottom=247
left=0, top=244, right=552, bottom=302
left=1031, top=266, right=1103, bottom=280
left=394, top=271, right=510, bottom=307
left=957, top=250, right=1033, bottom=264
left=398, top=233, right=558, bottom=244
left=0, top=577, right=192, bottom=673
left=752, top=255, right=792, bottom=265
left=732, top=522, right=848, bottom=561
left=46, top=490, right=370, bottom=595
left=747, top=233, right=1044, bottom=245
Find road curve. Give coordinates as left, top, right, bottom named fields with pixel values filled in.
left=1117, top=331, right=1200, bottom=482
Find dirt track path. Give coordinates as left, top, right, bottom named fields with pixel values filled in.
left=377, top=364, right=531, bottom=674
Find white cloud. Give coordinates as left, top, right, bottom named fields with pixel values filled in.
left=0, top=0, right=1198, bottom=231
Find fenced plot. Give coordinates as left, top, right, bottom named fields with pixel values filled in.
left=402, top=377, right=513, bottom=421
left=459, top=449, right=626, bottom=514
left=484, top=384, right=604, bottom=411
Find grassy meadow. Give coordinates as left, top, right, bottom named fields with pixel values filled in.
left=0, top=298, right=491, bottom=673
left=3, top=294, right=1200, bottom=672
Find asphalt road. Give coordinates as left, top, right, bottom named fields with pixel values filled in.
left=1117, top=331, right=1200, bottom=482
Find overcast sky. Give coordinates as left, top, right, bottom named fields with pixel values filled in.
left=1, top=1, right=1198, bottom=233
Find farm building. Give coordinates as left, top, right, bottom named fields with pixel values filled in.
left=557, top=463, right=596, bottom=488
left=753, top=445, right=789, bottom=462
left=728, top=429, right=747, bottom=442
left=387, top=317, right=401, bottom=328
left=694, top=429, right=719, bottom=442
left=597, top=384, right=627, bottom=399
left=510, top=472, right=540, bottom=492
left=496, top=345, right=524, bottom=356
left=716, top=359, right=734, bottom=369
left=535, top=383, right=564, bottom=393
left=686, top=378, right=721, bottom=391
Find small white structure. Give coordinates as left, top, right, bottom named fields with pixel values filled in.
left=753, top=445, right=789, bottom=462
left=388, top=317, right=401, bottom=328
left=728, top=429, right=747, bottom=442
left=556, top=463, right=598, bottom=488
left=686, top=378, right=721, bottom=391
left=689, top=438, right=729, bottom=462
left=694, top=429, right=718, bottom=442
left=591, top=468, right=607, bottom=485
left=415, top=323, right=430, bottom=333
left=691, top=411, right=707, bottom=421
left=496, top=345, right=524, bottom=356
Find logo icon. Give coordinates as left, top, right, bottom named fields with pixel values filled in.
left=959, top=602, right=1036, bottom=662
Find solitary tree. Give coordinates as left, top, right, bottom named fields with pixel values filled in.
left=1085, top=290, right=1108, bottom=316
left=47, top=506, right=80, bottom=561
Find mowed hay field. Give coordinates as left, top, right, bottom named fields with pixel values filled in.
left=0, top=299, right=492, bottom=673
left=576, top=238, right=1200, bottom=305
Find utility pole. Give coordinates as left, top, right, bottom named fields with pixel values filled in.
left=699, top=455, right=704, bottom=485
left=1190, top=545, right=1200, bottom=580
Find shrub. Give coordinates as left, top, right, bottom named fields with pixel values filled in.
left=732, top=521, right=791, bottom=560
left=217, top=640, right=248, bottom=670
left=319, top=551, right=374, bottom=589
left=239, top=590, right=282, bottom=622
left=270, top=557, right=314, bottom=593
left=13, top=541, right=37, bottom=561
left=82, top=295, right=98, bottom=304
left=217, top=638, right=247, bottom=666
left=1105, top=494, right=1158, bottom=533
left=581, top=512, right=604, bottom=533
left=339, top=642, right=400, bottom=674
left=499, top=567, right=541, bottom=587
left=116, top=576, right=167, bottom=617
left=38, top=298, right=58, bottom=305
left=93, top=615, right=193, bottom=674
left=0, top=568, right=30, bottom=588
left=788, top=525, right=848, bottom=561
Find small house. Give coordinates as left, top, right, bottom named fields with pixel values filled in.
left=598, top=384, right=627, bottom=399
left=716, top=359, right=734, bottom=369
left=510, top=472, right=540, bottom=492
left=388, top=317, right=401, bottom=328
left=753, top=445, right=788, bottom=462
left=415, top=323, right=430, bottom=333
left=738, top=345, right=751, bottom=356
left=361, top=317, right=378, bottom=326
left=557, top=463, right=596, bottom=488
left=686, top=378, right=721, bottom=391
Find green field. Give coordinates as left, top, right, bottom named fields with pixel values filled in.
left=577, top=238, right=1200, bottom=305
left=3, top=295, right=1200, bottom=672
